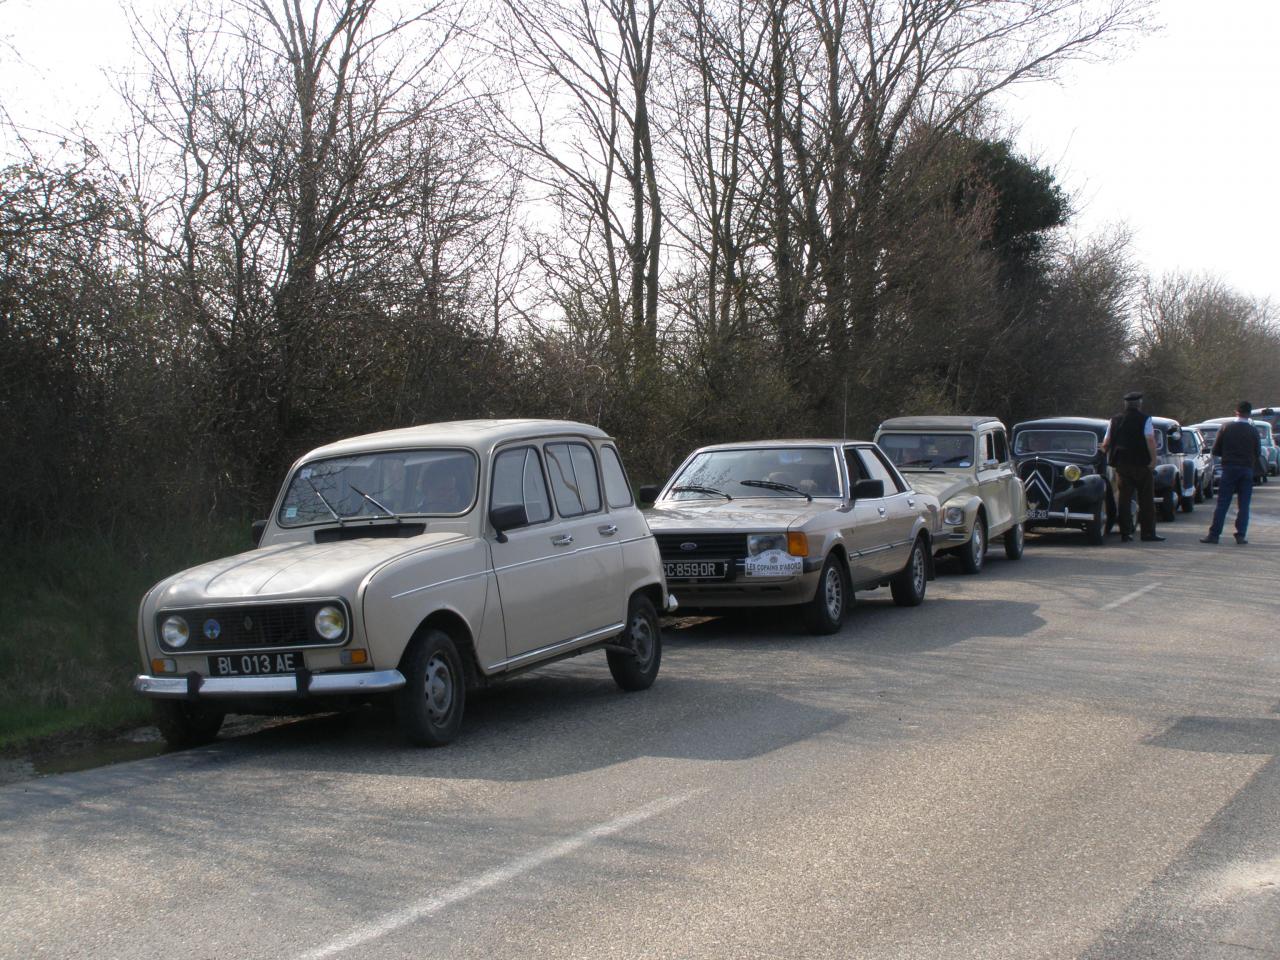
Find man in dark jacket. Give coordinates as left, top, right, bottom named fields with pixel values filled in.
left=1201, top=401, right=1262, bottom=544
left=1101, top=391, right=1164, bottom=542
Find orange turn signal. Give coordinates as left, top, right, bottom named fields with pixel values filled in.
left=151, top=658, right=176, bottom=674
left=787, top=532, right=809, bottom=556
left=340, top=648, right=369, bottom=666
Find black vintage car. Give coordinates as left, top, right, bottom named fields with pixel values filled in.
left=1149, top=416, right=1191, bottom=521
left=1010, top=418, right=1114, bottom=544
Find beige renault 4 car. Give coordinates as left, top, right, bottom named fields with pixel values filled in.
left=642, top=440, right=939, bottom=634
left=134, top=420, right=673, bottom=748
left=875, top=416, right=1026, bottom=574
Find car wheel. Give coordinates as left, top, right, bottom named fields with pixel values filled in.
left=395, top=628, right=466, bottom=747
left=1194, top=479, right=1204, bottom=504
left=959, top=516, right=986, bottom=574
left=1084, top=503, right=1105, bottom=545
left=1158, top=489, right=1176, bottom=522
left=1180, top=488, right=1195, bottom=513
left=802, top=556, right=848, bottom=634
left=152, top=700, right=224, bottom=749
left=608, top=594, right=662, bottom=690
left=890, top=537, right=928, bottom=607
left=1003, top=521, right=1025, bottom=560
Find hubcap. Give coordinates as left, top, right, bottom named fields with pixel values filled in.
left=424, top=655, right=453, bottom=720
left=629, top=612, right=655, bottom=667
left=824, top=566, right=843, bottom=620
left=971, top=525, right=984, bottom=567
left=912, top=545, right=926, bottom=594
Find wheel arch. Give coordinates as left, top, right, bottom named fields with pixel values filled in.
left=404, top=609, right=481, bottom=688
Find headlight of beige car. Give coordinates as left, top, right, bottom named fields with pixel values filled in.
left=943, top=505, right=965, bottom=526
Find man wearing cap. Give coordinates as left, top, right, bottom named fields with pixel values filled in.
left=1201, top=400, right=1262, bottom=545
left=1100, top=391, right=1164, bottom=542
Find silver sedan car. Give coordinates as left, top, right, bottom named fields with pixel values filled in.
left=642, top=440, right=940, bottom=634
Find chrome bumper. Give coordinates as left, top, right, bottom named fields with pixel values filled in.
left=134, top=669, right=406, bottom=699
left=1029, top=510, right=1096, bottom=522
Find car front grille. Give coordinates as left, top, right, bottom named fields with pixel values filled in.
left=1019, top=461, right=1067, bottom=506
left=654, top=532, right=749, bottom=561
left=156, top=602, right=344, bottom=653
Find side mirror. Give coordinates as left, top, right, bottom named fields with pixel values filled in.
left=638, top=484, right=661, bottom=504
left=851, top=479, right=884, bottom=501
left=489, top=503, right=529, bottom=543
left=251, top=519, right=267, bottom=547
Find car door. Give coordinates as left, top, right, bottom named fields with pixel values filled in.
left=841, top=446, right=892, bottom=584
left=488, top=444, right=593, bottom=666
left=978, top=428, right=1016, bottom=533
left=855, top=445, right=917, bottom=576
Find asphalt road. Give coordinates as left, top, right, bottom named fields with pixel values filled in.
left=4, top=488, right=1279, bottom=960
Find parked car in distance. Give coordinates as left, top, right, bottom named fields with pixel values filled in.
left=641, top=440, right=939, bottom=634
left=1186, top=421, right=1222, bottom=495
left=1176, top=425, right=1214, bottom=507
left=135, top=420, right=674, bottom=748
left=1148, top=416, right=1190, bottom=521
left=874, top=416, right=1026, bottom=573
left=1010, top=418, right=1114, bottom=544
left=1195, top=417, right=1272, bottom=486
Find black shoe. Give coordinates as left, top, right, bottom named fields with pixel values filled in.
left=1200, top=535, right=1220, bottom=544
left=1120, top=533, right=1132, bottom=542
left=1140, top=534, right=1166, bottom=542
left=1235, top=534, right=1248, bottom=544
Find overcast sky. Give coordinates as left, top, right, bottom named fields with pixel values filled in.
left=2, top=0, right=1277, bottom=305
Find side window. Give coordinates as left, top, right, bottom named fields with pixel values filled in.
left=856, top=447, right=905, bottom=494
left=491, top=447, right=552, bottom=524
left=600, top=445, right=634, bottom=509
left=844, top=447, right=864, bottom=485
left=982, top=432, right=996, bottom=463
left=993, top=430, right=1009, bottom=463
left=544, top=442, right=603, bottom=517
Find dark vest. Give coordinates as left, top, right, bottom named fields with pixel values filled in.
left=1109, top=408, right=1151, bottom=467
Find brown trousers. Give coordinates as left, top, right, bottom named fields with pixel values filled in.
left=1115, top=463, right=1156, bottom=538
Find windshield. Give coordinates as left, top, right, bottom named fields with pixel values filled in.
left=1013, top=429, right=1099, bottom=457
left=277, top=449, right=478, bottom=526
left=668, top=447, right=841, bottom=499
left=878, top=433, right=975, bottom=469
left=1254, top=423, right=1273, bottom=443
left=1199, top=426, right=1219, bottom=444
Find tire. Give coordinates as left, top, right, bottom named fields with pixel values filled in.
left=1003, top=521, right=1025, bottom=560
left=152, top=700, right=224, bottom=749
left=1084, top=503, right=1105, bottom=545
left=1180, top=488, right=1194, bottom=513
left=1158, top=489, right=1176, bottom=522
left=802, top=556, right=849, bottom=634
left=608, top=595, right=662, bottom=691
left=890, top=537, right=928, bottom=607
left=1194, top=479, right=1204, bottom=504
left=959, top=515, right=986, bottom=574
left=395, top=628, right=466, bottom=747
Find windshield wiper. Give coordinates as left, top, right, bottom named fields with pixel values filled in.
left=671, top=484, right=732, bottom=500
left=305, top=477, right=346, bottom=525
left=737, top=479, right=813, bottom=501
left=349, top=484, right=401, bottom=522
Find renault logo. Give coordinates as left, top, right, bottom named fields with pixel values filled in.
left=243, top=615, right=255, bottom=632
left=680, top=542, right=698, bottom=551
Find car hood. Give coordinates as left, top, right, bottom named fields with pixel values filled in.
left=900, top=471, right=974, bottom=504
left=152, top=532, right=469, bottom=605
left=645, top=498, right=832, bottom=531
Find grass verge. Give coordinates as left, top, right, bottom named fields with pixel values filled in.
left=0, top=520, right=249, bottom=749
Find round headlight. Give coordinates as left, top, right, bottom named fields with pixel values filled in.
left=1063, top=464, right=1082, bottom=482
left=314, top=605, right=346, bottom=641
left=161, top=616, right=190, bottom=648
left=943, top=505, right=965, bottom=526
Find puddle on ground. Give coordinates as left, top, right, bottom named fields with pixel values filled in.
left=32, top=735, right=169, bottom=778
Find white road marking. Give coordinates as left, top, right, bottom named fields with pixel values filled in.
left=1101, top=582, right=1163, bottom=611
left=298, top=792, right=694, bottom=960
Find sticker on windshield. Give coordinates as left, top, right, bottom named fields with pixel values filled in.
left=744, top=549, right=803, bottom=577
left=301, top=468, right=313, bottom=479
left=285, top=507, right=298, bottom=518
left=779, top=451, right=804, bottom=463
left=958, top=460, right=971, bottom=467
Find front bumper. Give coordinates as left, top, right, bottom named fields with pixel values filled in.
left=666, top=567, right=821, bottom=608
left=134, top=669, right=406, bottom=700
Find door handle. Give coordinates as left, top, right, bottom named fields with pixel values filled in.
left=598, top=524, right=618, bottom=536
left=878, top=506, right=887, bottom=516
left=907, top=499, right=915, bottom=507
left=551, top=535, right=574, bottom=546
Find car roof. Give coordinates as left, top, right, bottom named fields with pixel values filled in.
left=1012, top=417, right=1109, bottom=431
left=877, top=415, right=1004, bottom=431
left=300, top=419, right=612, bottom=461
left=689, top=439, right=868, bottom=453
